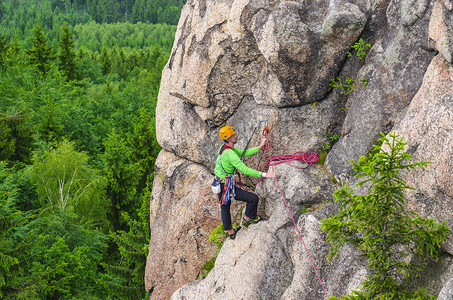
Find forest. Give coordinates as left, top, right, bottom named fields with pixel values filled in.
left=0, top=0, right=183, bottom=298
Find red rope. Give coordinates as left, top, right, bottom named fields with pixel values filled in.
left=253, top=146, right=319, bottom=186
left=263, top=131, right=329, bottom=299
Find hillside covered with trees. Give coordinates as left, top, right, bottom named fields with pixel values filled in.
left=0, top=0, right=183, bottom=298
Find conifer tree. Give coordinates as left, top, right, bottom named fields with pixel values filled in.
left=26, top=24, right=54, bottom=76
left=102, top=130, right=139, bottom=231
left=0, top=34, right=9, bottom=69
left=0, top=162, right=19, bottom=297
left=100, top=45, right=111, bottom=75
left=128, top=106, right=160, bottom=192
left=322, top=132, right=449, bottom=299
left=102, top=191, right=150, bottom=299
left=0, top=1, right=4, bottom=21
left=0, top=121, right=15, bottom=162
left=102, top=108, right=158, bottom=299
left=58, top=23, right=78, bottom=81
left=0, top=111, right=33, bottom=165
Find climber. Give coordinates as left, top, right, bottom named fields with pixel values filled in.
left=214, top=126, right=276, bottom=239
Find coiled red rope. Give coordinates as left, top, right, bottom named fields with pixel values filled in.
left=264, top=151, right=320, bottom=169
left=252, top=147, right=320, bottom=187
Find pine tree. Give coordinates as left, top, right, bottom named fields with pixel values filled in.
left=0, top=162, right=19, bottom=297
left=25, top=24, right=54, bottom=76
left=0, top=121, right=15, bottom=162
left=128, top=106, right=160, bottom=192
left=321, top=132, right=449, bottom=299
left=0, top=0, right=4, bottom=21
left=100, top=45, right=111, bottom=75
left=0, top=111, right=33, bottom=165
left=102, top=130, right=139, bottom=231
left=58, top=23, right=78, bottom=81
left=102, top=191, right=150, bottom=299
left=0, top=34, right=9, bottom=69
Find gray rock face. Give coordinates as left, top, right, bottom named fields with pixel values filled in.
left=429, top=0, right=453, bottom=63
left=157, top=0, right=367, bottom=165
left=144, top=150, right=244, bottom=300
left=171, top=214, right=368, bottom=300
left=389, top=54, right=453, bottom=254
left=146, top=0, right=453, bottom=299
left=326, top=0, right=436, bottom=180
left=439, top=278, right=453, bottom=300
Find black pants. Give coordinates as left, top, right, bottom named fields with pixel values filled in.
left=218, top=183, right=259, bottom=230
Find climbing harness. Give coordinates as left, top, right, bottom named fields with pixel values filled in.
left=213, top=144, right=237, bottom=205
left=220, top=174, right=235, bottom=205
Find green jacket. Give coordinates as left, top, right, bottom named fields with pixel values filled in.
left=214, top=146, right=261, bottom=180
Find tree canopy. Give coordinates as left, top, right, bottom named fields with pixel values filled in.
left=0, top=1, right=169, bottom=297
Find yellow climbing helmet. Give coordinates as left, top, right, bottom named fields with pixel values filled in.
left=219, top=126, right=237, bottom=140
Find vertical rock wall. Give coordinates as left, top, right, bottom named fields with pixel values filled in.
left=146, top=0, right=453, bottom=299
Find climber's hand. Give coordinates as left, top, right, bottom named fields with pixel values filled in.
left=258, top=138, right=267, bottom=150
left=265, top=171, right=276, bottom=178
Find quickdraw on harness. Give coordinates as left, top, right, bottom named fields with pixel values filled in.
left=220, top=174, right=235, bottom=205
left=214, top=144, right=237, bottom=205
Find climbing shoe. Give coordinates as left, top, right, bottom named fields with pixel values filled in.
left=242, top=216, right=262, bottom=226
left=229, top=226, right=241, bottom=240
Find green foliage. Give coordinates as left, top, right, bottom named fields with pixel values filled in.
left=0, top=34, right=8, bottom=69
left=331, top=39, right=371, bottom=98
left=0, top=0, right=183, bottom=40
left=73, top=21, right=176, bottom=53
left=128, top=106, right=161, bottom=191
left=330, top=76, right=355, bottom=95
left=102, top=130, right=139, bottom=230
left=0, top=121, right=14, bottom=161
left=100, top=46, right=111, bottom=75
left=58, top=23, right=79, bottom=81
left=200, top=257, right=216, bottom=279
left=4, top=212, right=108, bottom=299
left=0, top=162, right=20, bottom=296
left=99, top=110, right=158, bottom=299
left=330, top=76, right=368, bottom=95
left=209, top=224, right=228, bottom=252
left=323, top=134, right=341, bottom=152
left=299, top=207, right=308, bottom=214
left=347, top=38, right=371, bottom=60
left=321, top=132, right=449, bottom=299
left=204, top=224, right=230, bottom=279
left=361, top=78, right=368, bottom=88
left=28, top=140, right=108, bottom=222
left=26, top=24, right=55, bottom=76
left=317, top=151, right=328, bottom=165
left=328, top=287, right=436, bottom=300
left=102, top=189, right=151, bottom=299
left=0, top=111, right=34, bottom=165
left=34, top=97, right=65, bottom=145
left=0, top=2, right=172, bottom=297
left=323, top=142, right=331, bottom=151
